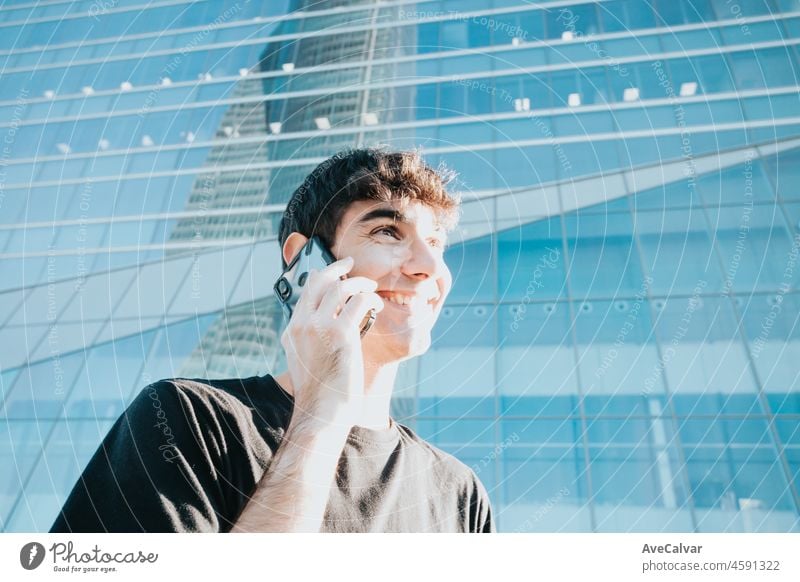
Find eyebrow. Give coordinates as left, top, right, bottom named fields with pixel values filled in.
left=356, top=208, right=409, bottom=226
left=357, top=207, right=448, bottom=234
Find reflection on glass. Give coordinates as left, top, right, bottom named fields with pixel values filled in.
left=636, top=206, right=724, bottom=294
left=0, top=421, right=52, bottom=528
left=575, top=299, right=665, bottom=416
left=498, top=302, right=579, bottom=417
left=589, top=442, right=693, bottom=532
left=565, top=208, right=645, bottom=298
left=686, top=446, right=797, bottom=532
left=419, top=304, right=497, bottom=415
left=501, top=444, right=591, bottom=532
left=498, top=217, right=565, bottom=301
left=4, top=420, right=115, bottom=532
left=2, top=353, right=84, bottom=420
left=65, top=331, right=156, bottom=421
left=445, top=234, right=495, bottom=303
left=654, top=296, right=760, bottom=414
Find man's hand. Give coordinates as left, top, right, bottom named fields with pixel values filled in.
left=231, top=256, right=384, bottom=533
left=282, top=255, right=385, bottom=428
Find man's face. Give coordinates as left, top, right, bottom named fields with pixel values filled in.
left=331, top=198, right=453, bottom=363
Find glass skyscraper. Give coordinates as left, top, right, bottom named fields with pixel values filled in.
left=1, top=0, right=798, bottom=532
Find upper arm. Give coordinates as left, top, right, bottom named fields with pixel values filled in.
left=50, top=381, right=230, bottom=533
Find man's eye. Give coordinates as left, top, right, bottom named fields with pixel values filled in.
left=373, top=225, right=400, bottom=239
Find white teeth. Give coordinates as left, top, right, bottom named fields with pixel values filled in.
left=382, top=292, right=437, bottom=307
left=384, top=293, right=411, bottom=306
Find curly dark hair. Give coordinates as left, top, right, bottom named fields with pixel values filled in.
left=277, top=146, right=461, bottom=268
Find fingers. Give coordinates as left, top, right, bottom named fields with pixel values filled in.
left=338, top=292, right=385, bottom=330
left=295, top=256, right=354, bottom=313
left=290, top=255, right=383, bottom=340
left=316, top=276, right=378, bottom=319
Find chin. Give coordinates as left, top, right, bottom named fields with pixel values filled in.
left=367, top=328, right=432, bottom=363
left=401, top=332, right=432, bottom=359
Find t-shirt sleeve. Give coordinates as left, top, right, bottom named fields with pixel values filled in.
left=50, top=380, right=235, bottom=533
left=469, top=470, right=496, bottom=533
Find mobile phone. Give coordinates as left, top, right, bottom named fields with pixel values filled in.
left=274, top=235, right=376, bottom=337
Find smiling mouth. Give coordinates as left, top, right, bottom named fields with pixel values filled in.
left=377, top=291, right=439, bottom=312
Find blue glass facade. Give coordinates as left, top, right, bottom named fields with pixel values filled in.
left=1, top=0, right=799, bottom=532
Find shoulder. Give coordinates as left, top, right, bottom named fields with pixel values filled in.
left=127, top=375, right=291, bottom=455
left=130, top=375, right=288, bottom=424
left=395, top=422, right=485, bottom=493
left=134, top=375, right=259, bottom=406
left=396, top=422, right=495, bottom=532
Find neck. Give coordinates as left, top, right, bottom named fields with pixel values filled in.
left=274, top=359, right=398, bottom=430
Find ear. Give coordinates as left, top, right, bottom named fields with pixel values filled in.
left=282, top=232, right=309, bottom=266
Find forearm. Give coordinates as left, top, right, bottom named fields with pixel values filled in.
left=231, top=407, right=350, bottom=533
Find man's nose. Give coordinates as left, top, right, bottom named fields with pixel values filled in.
left=397, top=235, right=444, bottom=280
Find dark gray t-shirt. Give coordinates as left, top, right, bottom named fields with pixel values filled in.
left=50, top=374, right=494, bottom=533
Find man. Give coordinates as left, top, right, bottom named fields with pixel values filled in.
left=50, top=147, right=495, bottom=533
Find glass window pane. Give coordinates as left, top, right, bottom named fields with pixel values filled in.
left=518, top=10, right=545, bottom=42
left=114, top=256, right=194, bottom=318
left=711, top=0, right=779, bottom=17
left=440, top=20, right=468, bottom=50
left=415, top=84, right=437, bottom=119
left=553, top=111, right=614, bottom=136
left=546, top=3, right=599, bottom=39
left=691, top=55, right=735, bottom=94
left=504, top=417, right=580, bottom=444
left=579, top=68, right=611, bottom=106
left=633, top=176, right=698, bottom=210
left=0, top=420, right=52, bottom=528
left=2, top=352, right=84, bottom=420
left=438, top=82, right=466, bottom=115
left=0, top=191, right=26, bottom=224
left=558, top=140, right=621, bottom=179
left=636, top=207, right=724, bottom=294
left=589, top=440, right=693, bottom=532
left=565, top=209, right=645, bottom=297
left=501, top=444, right=591, bottom=532
left=498, top=301, right=579, bottom=416
left=136, top=313, right=218, bottom=387
left=65, top=331, right=156, bottom=421
left=710, top=203, right=795, bottom=293
left=415, top=419, right=494, bottom=446
left=0, top=258, right=47, bottom=292
left=740, top=293, right=800, bottom=405
left=776, top=417, right=800, bottom=446
left=419, top=304, right=496, bottom=407
left=763, top=146, right=800, bottom=200
left=4, top=419, right=115, bottom=532
left=445, top=234, right=494, bottom=303
left=655, top=0, right=684, bottom=24
left=664, top=58, right=702, bottom=95
left=498, top=217, right=566, bottom=301
left=686, top=446, right=797, bottom=532
left=696, top=161, right=776, bottom=206
left=467, top=18, right=490, bottom=48
left=679, top=417, right=775, bottom=446
left=575, top=299, right=665, bottom=415
left=493, top=146, right=539, bottom=189
left=599, top=0, right=657, bottom=33
left=731, top=49, right=798, bottom=91
left=654, top=296, right=760, bottom=412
